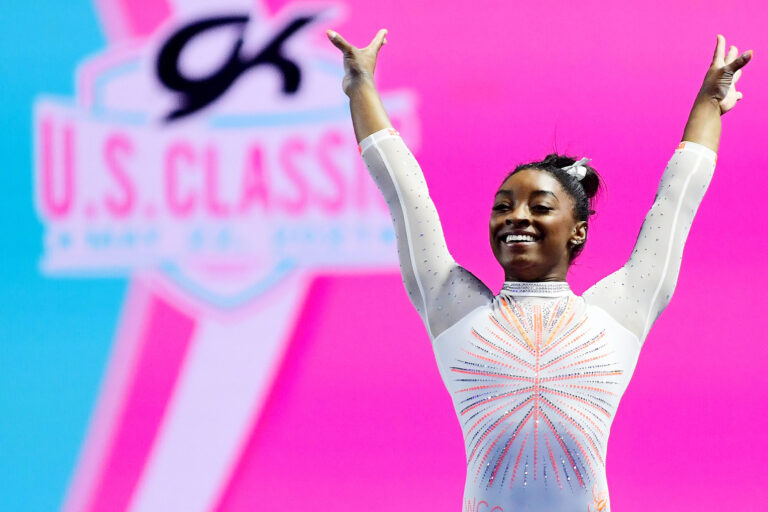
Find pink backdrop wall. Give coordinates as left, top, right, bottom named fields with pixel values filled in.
left=55, top=0, right=768, bottom=510
left=224, top=1, right=767, bottom=509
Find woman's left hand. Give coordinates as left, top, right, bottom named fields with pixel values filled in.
left=699, top=34, right=753, bottom=115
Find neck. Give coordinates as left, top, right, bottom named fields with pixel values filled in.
left=502, top=255, right=572, bottom=283
left=504, top=275, right=567, bottom=282
left=504, top=269, right=568, bottom=282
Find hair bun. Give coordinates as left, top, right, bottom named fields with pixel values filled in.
left=579, top=167, right=601, bottom=199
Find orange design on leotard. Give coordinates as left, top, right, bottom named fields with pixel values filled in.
left=587, top=484, right=609, bottom=511
left=451, top=296, right=623, bottom=492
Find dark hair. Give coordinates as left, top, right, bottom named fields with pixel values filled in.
left=499, top=153, right=604, bottom=263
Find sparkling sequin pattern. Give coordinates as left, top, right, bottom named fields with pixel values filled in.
left=449, top=293, right=623, bottom=493
left=501, top=281, right=572, bottom=297
left=359, top=128, right=718, bottom=510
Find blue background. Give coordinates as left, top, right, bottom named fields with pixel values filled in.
left=0, top=2, right=123, bottom=510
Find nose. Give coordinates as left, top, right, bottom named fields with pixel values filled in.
left=506, top=203, right=531, bottom=225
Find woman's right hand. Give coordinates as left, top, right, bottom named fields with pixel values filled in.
left=326, top=28, right=388, bottom=97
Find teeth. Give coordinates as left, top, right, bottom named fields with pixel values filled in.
left=505, top=234, right=536, bottom=243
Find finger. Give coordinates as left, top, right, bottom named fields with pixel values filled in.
left=327, top=30, right=354, bottom=53
left=733, top=68, right=742, bottom=84
left=368, top=28, right=388, bottom=51
left=725, top=50, right=753, bottom=73
left=712, top=34, right=725, bottom=66
left=725, top=45, right=738, bottom=65
left=737, top=91, right=743, bottom=101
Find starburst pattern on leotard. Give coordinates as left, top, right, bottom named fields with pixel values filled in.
left=450, top=295, right=623, bottom=491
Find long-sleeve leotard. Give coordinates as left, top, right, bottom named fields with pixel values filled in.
left=360, top=128, right=716, bottom=345
left=359, top=127, right=716, bottom=511
left=359, top=128, right=495, bottom=340
left=581, top=141, right=717, bottom=342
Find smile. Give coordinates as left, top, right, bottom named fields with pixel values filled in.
left=499, top=233, right=541, bottom=248
left=504, top=234, right=537, bottom=243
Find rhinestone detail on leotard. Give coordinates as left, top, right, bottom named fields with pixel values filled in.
left=501, top=281, right=573, bottom=297
left=359, top=127, right=717, bottom=510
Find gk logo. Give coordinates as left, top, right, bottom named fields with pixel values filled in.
left=158, top=14, right=317, bottom=121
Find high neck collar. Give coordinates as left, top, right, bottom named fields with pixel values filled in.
left=500, top=280, right=573, bottom=297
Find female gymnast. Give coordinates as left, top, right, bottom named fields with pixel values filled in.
left=327, top=28, right=752, bottom=511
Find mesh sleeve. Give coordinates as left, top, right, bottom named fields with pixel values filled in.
left=582, top=141, right=717, bottom=344
left=359, top=127, right=493, bottom=340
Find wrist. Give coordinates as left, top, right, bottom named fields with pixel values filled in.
left=693, top=91, right=723, bottom=115
left=344, top=75, right=376, bottom=98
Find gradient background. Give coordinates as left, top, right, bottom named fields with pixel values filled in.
left=2, top=0, right=767, bottom=510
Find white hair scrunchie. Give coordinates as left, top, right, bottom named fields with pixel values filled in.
left=559, top=157, right=590, bottom=181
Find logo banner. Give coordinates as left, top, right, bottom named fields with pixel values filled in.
left=34, top=1, right=420, bottom=510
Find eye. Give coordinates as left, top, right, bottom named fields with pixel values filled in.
left=492, top=204, right=509, bottom=212
left=532, top=205, right=552, bottom=212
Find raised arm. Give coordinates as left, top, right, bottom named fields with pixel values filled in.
left=327, top=29, right=493, bottom=340
left=583, top=34, right=753, bottom=344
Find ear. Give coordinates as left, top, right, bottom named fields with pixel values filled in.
left=570, top=220, right=588, bottom=245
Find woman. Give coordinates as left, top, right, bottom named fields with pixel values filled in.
left=327, top=28, right=752, bottom=511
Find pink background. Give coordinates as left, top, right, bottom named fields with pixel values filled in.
left=16, top=0, right=767, bottom=510
left=216, top=0, right=768, bottom=510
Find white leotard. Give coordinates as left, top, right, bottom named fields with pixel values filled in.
left=359, top=127, right=716, bottom=512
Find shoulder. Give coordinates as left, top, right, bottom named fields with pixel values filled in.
left=582, top=300, right=643, bottom=348
left=432, top=301, right=492, bottom=343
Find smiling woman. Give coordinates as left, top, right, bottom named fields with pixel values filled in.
left=490, top=154, right=603, bottom=282
left=327, top=28, right=752, bottom=512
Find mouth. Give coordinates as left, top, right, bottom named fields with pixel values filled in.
left=498, top=233, right=542, bottom=248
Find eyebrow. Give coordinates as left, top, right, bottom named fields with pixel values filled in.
left=495, top=189, right=559, bottom=202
